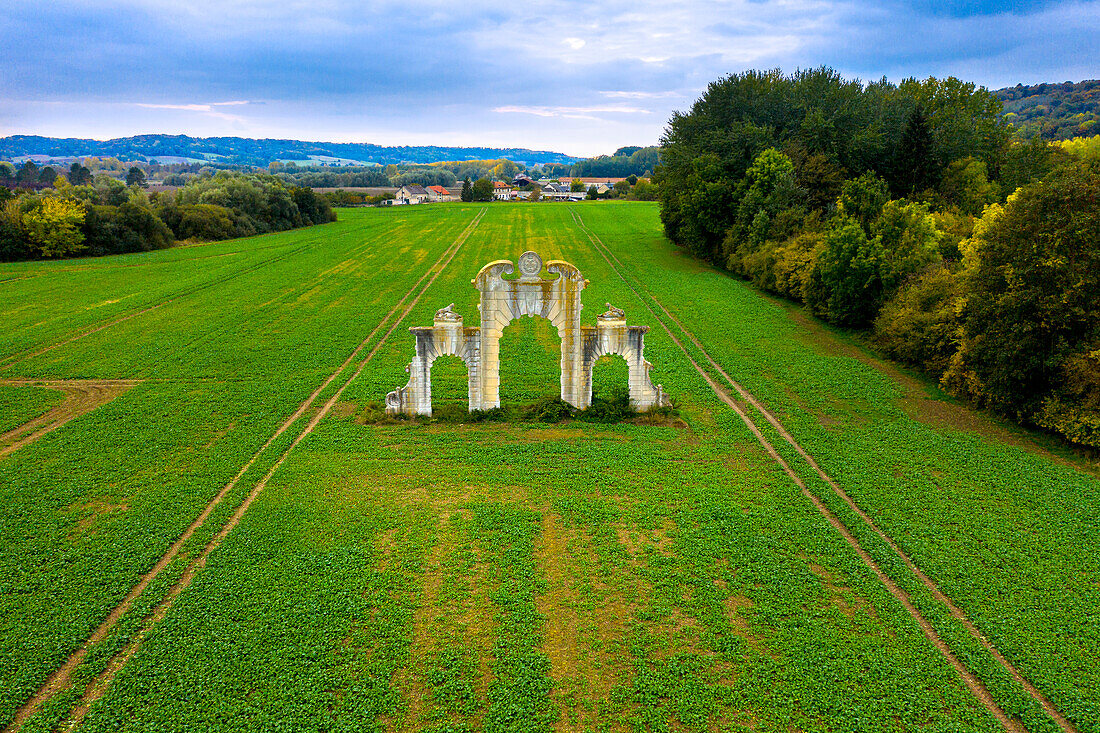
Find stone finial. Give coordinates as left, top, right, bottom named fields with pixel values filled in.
left=598, top=303, right=626, bottom=321
left=434, top=303, right=462, bottom=323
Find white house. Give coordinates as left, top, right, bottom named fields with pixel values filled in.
left=395, top=185, right=429, bottom=204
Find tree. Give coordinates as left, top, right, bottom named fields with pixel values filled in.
left=126, top=166, right=147, bottom=188
left=612, top=180, right=631, bottom=197
left=805, top=221, right=885, bottom=326
left=626, top=174, right=639, bottom=186
left=891, top=104, right=937, bottom=195
left=69, top=162, right=93, bottom=186
left=528, top=185, right=541, bottom=202
left=16, top=161, right=39, bottom=185
left=794, top=152, right=845, bottom=210
left=460, top=177, right=473, bottom=202
left=629, top=178, right=658, bottom=201
left=586, top=185, right=598, bottom=200
left=570, top=178, right=586, bottom=193
left=471, top=177, right=493, bottom=202
left=874, top=264, right=962, bottom=374
left=38, top=167, right=58, bottom=186
left=939, top=157, right=998, bottom=215
left=21, top=197, right=86, bottom=257
left=491, top=159, right=519, bottom=180
left=944, top=164, right=1100, bottom=414
left=837, top=172, right=889, bottom=232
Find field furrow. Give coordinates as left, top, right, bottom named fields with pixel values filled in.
left=2, top=203, right=1094, bottom=733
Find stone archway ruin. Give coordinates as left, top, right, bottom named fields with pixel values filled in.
left=385, top=251, right=667, bottom=416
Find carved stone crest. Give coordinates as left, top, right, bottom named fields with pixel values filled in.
left=517, top=250, right=543, bottom=277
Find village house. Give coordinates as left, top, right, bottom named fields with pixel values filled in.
left=540, top=182, right=585, bottom=201
left=395, top=184, right=429, bottom=204
left=492, top=181, right=515, bottom=201
left=426, top=185, right=454, bottom=202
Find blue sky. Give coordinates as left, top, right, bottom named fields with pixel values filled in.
left=2, top=1, right=1096, bottom=157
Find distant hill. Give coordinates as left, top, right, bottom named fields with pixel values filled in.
left=0, top=134, right=579, bottom=167
left=994, top=80, right=1100, bottom=140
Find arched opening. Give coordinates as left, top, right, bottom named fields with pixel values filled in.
left=590, top=354, right=630, bottom=403
left=430, top=355, right=468, bottom=411
left=497, top=316, right=562, bottom=406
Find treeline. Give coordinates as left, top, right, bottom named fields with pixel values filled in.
left=658, top=67, right=1100, bottom=449
left=569, top=146, right=660, bottom=178
left=996, top=79, right=1100, bottom=141
left=0, top=135, right=579, bottom=167
left=0, top=171, right=334, bottom=261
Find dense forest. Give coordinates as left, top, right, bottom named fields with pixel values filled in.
left=995, top=79, right=1100, bottom=140
left=0, top=134, right=578, bottom=168
left=657, top=67, right=1100, bottom=449
left=0, top=170, right=333, bottom=261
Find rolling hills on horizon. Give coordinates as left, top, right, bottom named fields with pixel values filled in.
left=0, top=133, right=581, bottom=168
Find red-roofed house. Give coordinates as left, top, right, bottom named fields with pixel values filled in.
left=426, top=185, right=453, bottom=202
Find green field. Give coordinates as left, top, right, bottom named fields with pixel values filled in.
left=1, top=203, right=1096, bottom=733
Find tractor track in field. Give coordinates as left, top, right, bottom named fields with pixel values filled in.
left=5, top=207, right=486, bottom=733
left=0, top=233, right=328, bottom=372
left=569, top=208, right=1074, bottom=733
left=0, top=380, right=140, bottom=459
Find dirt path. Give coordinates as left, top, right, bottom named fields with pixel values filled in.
left=569, top=207, right=1072, bottom=733
left=5, top=208, right=487, bottom=733
left=0, top=380, right=139, bottom=459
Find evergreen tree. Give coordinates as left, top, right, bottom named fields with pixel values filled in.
left=460, top=176, right=473, bottom=202
left=126, top=166, right=147, bottom=187
left=891, top=105, right=937, bottom=195
left=69, top=162, right=93, bottom=186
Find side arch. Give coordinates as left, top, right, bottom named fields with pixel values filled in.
left=581, top=323, right=665, bottom=410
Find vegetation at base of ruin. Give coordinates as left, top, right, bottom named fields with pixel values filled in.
left=1, top=203, right=1098, bottom=732
left=657, top=67, right=1100, bottom=450
left=0, top=170, right=334, bottom=261
left=356, top=390, right=681, bottom=426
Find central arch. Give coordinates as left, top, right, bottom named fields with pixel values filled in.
left=497, top=316, right=563, bottom=405
left=472, top=251, right=586, bottom=410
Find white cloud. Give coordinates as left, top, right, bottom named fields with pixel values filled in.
left=133, top=101, right=250, bottom=122
left=494, top=104, right=650, bottom=121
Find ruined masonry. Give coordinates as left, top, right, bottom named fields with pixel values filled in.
left=385, top=251, right=668, bottom=415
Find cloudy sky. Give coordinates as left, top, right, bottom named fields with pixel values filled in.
left=2, top=0, right=1097, bottom=156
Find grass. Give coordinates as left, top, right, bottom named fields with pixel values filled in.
left=0, top=202, right=1096, bottom=732
left=0, top=384, right=65, bottom=434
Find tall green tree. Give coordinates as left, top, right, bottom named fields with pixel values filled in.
left=471, top=177, right=492, bottom=202
left=891, top=104, right=936, bottom=195
left=37, top=166, right=58, bottom=186
left=126, top=166, right=147, bottom=187
left=460, top=176, right=473, bottom=202
left=69, top=162, right=93, bottom=186
left=16, top=161, right=39, bottom=185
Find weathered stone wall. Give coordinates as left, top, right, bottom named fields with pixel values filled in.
left=386, top=251, right=667, bottom=416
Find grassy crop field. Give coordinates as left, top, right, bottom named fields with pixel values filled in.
left=1, top=202, right=1097, bottom=733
